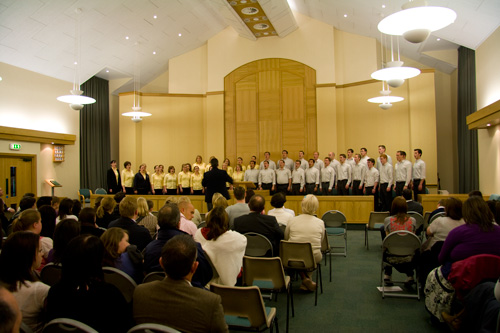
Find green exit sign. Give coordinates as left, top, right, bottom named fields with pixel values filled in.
left=9, top=143, right=22, bottom=150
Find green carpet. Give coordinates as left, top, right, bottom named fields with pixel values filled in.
left=257, top=229, right=447, bottom=332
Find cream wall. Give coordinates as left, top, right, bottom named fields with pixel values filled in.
left=0, top=62, right=80, bottom=198
left=476, top=27, right=500, bottom=194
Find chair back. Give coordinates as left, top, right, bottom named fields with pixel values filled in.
left=382, top=231, right=421, bottom=256
left=321, top=210, right=346, bottom=228
left=367, top=211, right=390, bottom=229
left=40, top=263, right=62, bottom=286
left=280, top=240, right=316, bottom=270
left=127, top=323, right=181, bottom=333
left=78, top=189, right=92, bottom=199
left=210, top=283, right=268, bottom=329
left=242, top=256, right=286, bottom=290
left=102, top=266, right=137, bottom=303
left=429, top=212, right=446, bottom=225
left=244, top=232, right=273, bottom=257
left=94, top=188, right=107, bottom=195
left=42, top=318, right=98, bottom=333
left=142, top=271, right=166, bottom=284
left=197, top=221, right=207, bottom=229
left=407, top=211, right=424, bottom=230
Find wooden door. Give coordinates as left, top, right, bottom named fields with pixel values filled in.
left=0, top=154, right=36, bottom=210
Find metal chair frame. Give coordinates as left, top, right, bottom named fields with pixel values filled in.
left=244, top=232, right=273, bottom=257
left=365, top=211, right=390, bottom=250
left=321, top=210, right=347, bottom=257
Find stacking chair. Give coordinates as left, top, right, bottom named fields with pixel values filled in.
left=280, top=240, right=322, bottom=306
left=380, top=230, right=421, bottom=300
left=142, top=271, right=166, bottom=284
left=429, top=212, right=446, bottom=225
left=197, top=221, right=206, bottom=229
left=321, top=210, right=347, bottom=256
left=102, top=266, right=137, bottom=303
left=127, top=323, right=180, bottom=333
left=94, top=188, right=107, bottom=195
left=365, top=211, right=390, bottom=250
left=407, top=211, right=424, bottom=239
left=243, top=256, right=294, bottom=332
left=43, top=318, right=98, bottom=333
left=210, top=283, right=279, bottom=333
left=78, top=189, right=92, bottom=207
left=423, top=211, right=432, bottom=231
left=40, top=263, right=62, bottom=286
left=244, top=232, right=273, bottom=257
left=320, top=229, right=332, bottom=282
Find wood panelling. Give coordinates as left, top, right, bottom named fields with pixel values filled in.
left=0, top=126, right=76, bottom=145
left=224, top=58, right=317, bottom=165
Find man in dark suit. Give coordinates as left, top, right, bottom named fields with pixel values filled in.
left=134, top=234, right=227, bottom=332
left=143, top=203, right=212, bottom=287
left=234, top=195, right=284, bottom=255
left=106, top=160, right=122, bottom=194
left=202, top=158, right=233, bottom=211
left=108, top=196, right=152, bottom=251
left=402, top=189, right=423, bottom=215
left=428, top=199, right=446, bottom=221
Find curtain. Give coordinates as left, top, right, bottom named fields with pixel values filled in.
left=457, top=46, right=479, bottom=193
left=80, top=76, right=110, bottom=191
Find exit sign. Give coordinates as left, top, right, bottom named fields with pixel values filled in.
left=9, top=143, right=21, bottom=150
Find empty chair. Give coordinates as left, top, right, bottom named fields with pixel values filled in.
left=78, top=189, right=92, bottom=207
left=102, top=266, right=137, bottom=303
left=210, top=283, right=278, bottom=332
left=244, top=232, right=273, bottom=257
left=94, top=188, right=107, bottom=195
left=321, top=210, right=347, bottom=257
left=380, top=230, right=421, bottom=300
left=280, top=240, right=322, bottom=306
left=365, top=211, right=390, bottom=250
left=43, top=318, right=98, bottom=333
left=40, top=263, right=62, bottom=286
left=243, top=256, right=294, bottom=332
left=127, top=323, right=180, bottom=333
left=142, top=271, right=166, bottom=284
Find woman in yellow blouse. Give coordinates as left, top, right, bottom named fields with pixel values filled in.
left=193, top=155, right=206, bottom=175
left=163, top=166, right=178, bottom=195
left=159, top=165, right=165, bottom=177
left=190, top=166, right=204, bottom=195
left=178, top=163, right=192, bottom=195
left=150, top=165, right=164, bottom=195
left=223, top=158, right=234, bottom=177
left=236, top=157, right=246, bottom=172
left=232, top=164, right=244, bottom=183
left=121, top=161, right=135, bottom=194
left=205, top=156, right=216, bottom=172
left=221, top=161, right=232, bottom=189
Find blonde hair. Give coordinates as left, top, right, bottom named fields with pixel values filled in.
left=301, top=194, right=319, bottom=215
left=137, top=197, right=148, bottom=217
left=119, top=196, right=138, bottom=218
left=96, top=197, right=116, bottom=218
left=212, top=193, right=228, bottom=209
left=12, top=209, right=41, bottom=232
left=164, top=196, right=178, bottom=205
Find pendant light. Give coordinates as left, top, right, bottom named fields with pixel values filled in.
left=368, top=81, right=404, bottom=110
left=57, top=8, right=96, bottom=111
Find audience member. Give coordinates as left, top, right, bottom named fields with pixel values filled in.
left=112, top=192, right=126, bottom=216
left=9, top=196, right=36, bottom=223
left=428, top=199, right=446, bottom=222
left=234, top=195, right=284, bottom=255
left=0, top=232, right=50, bottom=332
left=134, top=234, right=227, bottom=332
left=402, top=189, right=423, bottom=215
left=178, top=196, right=203, bottom=226
left=45, top=235, right=132, bottom=332
left=96, top=196, right=118, bottom=229
left=194, top=206, right=246, bottom=286
left=178, top=198, right=197, bottom=237
left=225, top=186, right=250, bottom=230
left=109, top=196, right=152, bottom=251
left=0, top=286, right=22, bottom=333
left=47, top=219, right=81, bottom=264
left=468, top=190, right=483, bottom=198
left=136, top=197, right=158, bottom=238
left=38, top=205, right=57, bottom=238
left=93, top=196, right=104, bottom=210
left=245, top=189, right=255, bottom=204
left=79, top=207, right=104, bottom=237
left=268, top=192, right=294, bottom=226
left=51, top=196, right=60, bottom=215
left=35, top=196, right=52, bottom=209
left=71, top=199, right=82, bottom=217
left=285, top=195, right=325, bottom=291
left=143, top=203, right=212, bottom=287
left=55, top=198, right=77, bottom=224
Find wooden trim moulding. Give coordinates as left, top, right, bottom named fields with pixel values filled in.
left=0, top=126, right=76, bottom=145
left=315, top=83, right=337, bottom=88
left=466, top=99, right=500, bottom=130
left=119, top=92, right=212, bottom=98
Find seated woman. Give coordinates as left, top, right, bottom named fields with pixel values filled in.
left=13, top=209, right=53, bottom=271
left=45, top=234, right=132, bottom=332
left=268, top=192, right=294, bottom=226
left=101, top=228, right=143, bottom=284
left=0, top=232, right=50, bottom=332
left=55, top=198, right=77, bottom=224
left=47, top=219, right=81, bottom=264
left=194, top=206, right=246, bottom=286
left=382, top=197, right=417, bottom=286
left=285, top=194, right=325, bottom=292
left=95, top=196, right=117, bottom=229
left=136, top=197, right=158, bottom=238
left=425, top=197, right=465, bottom=251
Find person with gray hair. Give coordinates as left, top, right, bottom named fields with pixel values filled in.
left=143, top=203, right=213, bottom=287
left=284, top=194, right=325, bottom=292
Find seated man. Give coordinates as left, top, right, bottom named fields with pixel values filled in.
left=234, top=195, right=284, bottom=255
left=225, top=186, right=250, bottom=230
left=134, top=234, right=227, bottom=332
left=143, top=203, right=212, bottom=288
left=108, top=196, right=152, bottom=251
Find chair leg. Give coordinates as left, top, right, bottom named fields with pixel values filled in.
left=329, top=252, right=332, bottom=282
left=319, top=264, right=323, bottom=294
left=286, top=286, right=290, bottom=333
left=290, top=283, right=294, bottom=317
left=275, top=315, right=279, bottom=333
left=314, top=268, right=318, bottom=306
left=344, top=234, right=347, bottom=257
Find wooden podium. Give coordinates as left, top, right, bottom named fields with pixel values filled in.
left=233, top=181, right=256, bottom=190
left=45, top=179, right=62, bottom=196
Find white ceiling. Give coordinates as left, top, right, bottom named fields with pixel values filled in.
left=0, top=0, right=499, bottom=93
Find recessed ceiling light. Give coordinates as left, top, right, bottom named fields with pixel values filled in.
left=0, top=77, right=2, bottom=81
left=153, top=51, right=156, bottom=55
left=106, top=70, right=109, bottom=73
left=178, top=33, right=182, bottom=37
left=344, top=14, right=348, bottom=18
left=125, top=36, right=129, bottom=40
left=253, top=17, right=259, bottom=21
left=240, top=0, right=247, bottom=3
left=241, top=7, right=259, bottom=15
left=487, top=123, right=491, bottom=127
left=437, top=38, right=441, bottom=41
left=153, top=15, right=157, bottom=19
left=74, top=61, right=78, bottom=65
left=382, top=4, right=386, bottom=8
left=263, top=32, right=269, bottom=35
left=253, top=23, right=269, bottom=30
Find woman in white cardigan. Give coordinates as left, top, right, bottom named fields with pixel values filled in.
left=194, top=206, right=247, bottom=286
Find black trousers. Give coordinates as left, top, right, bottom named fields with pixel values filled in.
left=154, top=189, right=163, bottom=195
left=292, top=184, right=302, bottom=195
left=180, top=187, right=191, bottom=195
left=166, top=188, right=177, bottom=195
left=276, top=184, right=288, bottom=194
left=413, top=179, right=426, bottom=201
left=125, top=187, right=134, bottom=195
left=395, top=181, right=405, bottom=196
left=305, top=183, right=316, bottom=194
left=352, top=180, right=363, bottom=195
left=365, top=186, right=379, bottom=211
left=321, top=182, right=331, bottom=195
left=379, top=183, right=393, bottom=212
left=192, top=189, right=203, bottom=195
left=337, top=180, right=348, bottom=195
